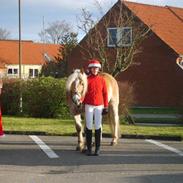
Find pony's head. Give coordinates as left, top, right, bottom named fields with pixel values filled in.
left=66, top=69, right=87, bottom=107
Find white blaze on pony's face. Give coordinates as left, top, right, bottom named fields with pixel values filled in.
left=66, top=69, right=87, bottom=107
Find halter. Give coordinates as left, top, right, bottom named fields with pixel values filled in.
left=66, top=69, right=87, bottom=108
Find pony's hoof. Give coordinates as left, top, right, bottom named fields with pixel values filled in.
left=76, top=146, right=80, bottom=151
left=76, top=146, right=86, bottom=152
left=81, top=148, right=87, bottom=153
left=110, top=141, right=117, bottom=146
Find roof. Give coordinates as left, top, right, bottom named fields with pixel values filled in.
left=123, top=1, right=183, bottom=55
left=0, top=40, right=60, bottom=67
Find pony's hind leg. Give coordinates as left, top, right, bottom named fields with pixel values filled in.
left=74, top=114, right=85, bottom=151
left=110, top=104, right=120, bottom=146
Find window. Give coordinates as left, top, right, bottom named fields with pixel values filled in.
left=34, top=69, right=38, bottom=77
left=176, top=56, right=183, bottom=70
left=8, top=68, right=18, bottom=75
left=118, top=27, right=132, bottom=47
left=14, top=68, right=18, bottom=74
left=180, top=59, right=183, bottom=66
left=29, top=69, right=39, bottom=78
left=29, top=69, right=33, bottom=77
left=107, top=27, right=132, bottom=47
left=107, top=28, right=117, bottom=47
left=8, top=68, right=12, bottom=74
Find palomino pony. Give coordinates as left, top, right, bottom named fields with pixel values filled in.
left=66, top=69, right=120, bottom=151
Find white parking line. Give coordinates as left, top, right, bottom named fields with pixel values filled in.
left=145, top=139, right=183, bottom=157
left=29, top=135, right=59, bottom=159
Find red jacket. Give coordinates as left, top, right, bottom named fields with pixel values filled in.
left=83, top=74, right=108, bottom=107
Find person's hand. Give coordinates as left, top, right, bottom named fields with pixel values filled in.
left=102, top=108, right=108, bottom=115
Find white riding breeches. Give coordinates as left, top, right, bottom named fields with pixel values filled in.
left=85, top=104, right=103, bottom=130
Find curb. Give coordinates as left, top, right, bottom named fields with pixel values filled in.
left=132, top=114, right=183, bottom=119
left=4, top=131, right=182, bottom=141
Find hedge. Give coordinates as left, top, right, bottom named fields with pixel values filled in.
left=1, top=77, right=71, bottom=118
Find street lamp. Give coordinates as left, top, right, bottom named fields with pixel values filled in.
left=18, top=0, right=22, bottom=113
left=18, top=0, right=22, bottom=79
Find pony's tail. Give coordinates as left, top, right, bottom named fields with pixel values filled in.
left=108, top=105, right=121, bottom=139
left=108, top=106, right=114, bottom=137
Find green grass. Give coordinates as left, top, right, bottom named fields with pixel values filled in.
left=117, top=125, right=183, bottom=138
left=3, top=116, right=76, bottom=135
left=2, top=116, right=183, bottom=139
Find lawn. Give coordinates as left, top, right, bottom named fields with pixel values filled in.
left=2, top=116, right=183, bottom=140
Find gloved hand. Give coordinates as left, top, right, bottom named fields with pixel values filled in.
left=102, top=107, right=108, bottom=115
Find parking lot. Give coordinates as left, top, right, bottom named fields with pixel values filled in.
left=0, top=135, right=183, bottom=183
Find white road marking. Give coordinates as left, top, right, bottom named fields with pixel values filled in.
left=145, top=139, right=183, bottom=157
left=29, top=135, right=59, bottom=159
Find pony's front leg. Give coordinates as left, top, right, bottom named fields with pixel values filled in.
left=74, top=114, right=85, bottom=151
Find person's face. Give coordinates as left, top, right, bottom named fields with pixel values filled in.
left=90, top=67, right=99, bottom=75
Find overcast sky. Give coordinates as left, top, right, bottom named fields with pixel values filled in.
left=0, top=0, right=183, bottom=42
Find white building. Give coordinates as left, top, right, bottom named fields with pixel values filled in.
left=0, top=40, right=60, bottom=79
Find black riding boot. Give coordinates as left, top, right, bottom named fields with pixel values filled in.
left=94, top=128, right=101, bottom=156
left=85, top=128, right=92, bottom=156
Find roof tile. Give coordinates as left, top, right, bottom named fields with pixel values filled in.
left=0, top=40, right=60, bottom=66
left=124, top=1, right=183, bottom=54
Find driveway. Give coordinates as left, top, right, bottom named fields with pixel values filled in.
left=0, top=135, right=183, bottom=183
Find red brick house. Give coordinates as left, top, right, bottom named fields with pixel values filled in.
left=67, top=1, right=183, bottom=107
left=0, top=40, right=60, bottom=78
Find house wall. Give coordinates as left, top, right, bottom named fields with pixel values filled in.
left=67, top=2, right=183, bottom=107
left=5, top=64, right=42, bottom=79
left=117, top=33, right=183, bottom=107
left=68, top=32, right=183, bottom=107
left=0, top=68, right=6, bottom=77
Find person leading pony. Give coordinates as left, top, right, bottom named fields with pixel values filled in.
left=66, top=61, right=120, bottom=153
left=83, top=59, right=108, bottom=156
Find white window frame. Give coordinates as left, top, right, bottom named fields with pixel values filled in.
left=107, top=27, right=118, bottom=47
left=118, top=27, right=132, bottom=47
left=107, top=27, right=132, bottom=47
left=7, top=68, right=18, bottom=76
left=29, top=68, right=39, bottom=78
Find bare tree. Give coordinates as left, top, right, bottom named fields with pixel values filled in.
left=39, top=20, right=73, bottom=44
left=41, top=32, right=78, bottom=78
left=77, top=0, right=151, bottom=77
left=0, top=28, right=11, bottom=40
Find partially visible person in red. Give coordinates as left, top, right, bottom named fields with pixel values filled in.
left=83, top=59, right=108, bottom=156
left=0, top=77, right=4, bottom=137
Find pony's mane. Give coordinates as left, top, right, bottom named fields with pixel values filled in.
left=66, top=69, right=88, bottom=97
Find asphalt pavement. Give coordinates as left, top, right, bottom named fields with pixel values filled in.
left=0, top=135, right=183, bottom=183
